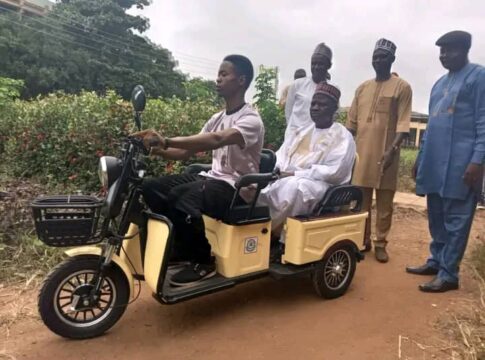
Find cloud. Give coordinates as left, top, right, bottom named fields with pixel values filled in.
left=134, top=0, right=485, bottom=112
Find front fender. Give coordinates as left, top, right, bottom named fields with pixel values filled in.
left=65, top=246, right=135, bottom=299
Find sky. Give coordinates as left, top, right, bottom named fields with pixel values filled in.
left=131, top=0, right=485, bottom=113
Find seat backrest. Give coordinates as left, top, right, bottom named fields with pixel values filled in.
left=259, top=148, right=276, bottom=173
left=313, top=184, right=363, bottom=216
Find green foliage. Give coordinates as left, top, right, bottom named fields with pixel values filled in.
left=0, top=1, right=185, bottom=99
left=0, top=91, right=218, bottom=192
left=397, top=148, right=418, bottom=193
left=0, top=77, right=24, bottom=105
left=254, top=66, right=286, bottom=150
left=336, top=109, right=347, bottom=125
left=183, top=78, right=224, bottom=108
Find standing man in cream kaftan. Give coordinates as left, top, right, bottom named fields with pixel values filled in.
left=347, top=38, right=412, bottom=263
left=260, top=83, right=356, bottom=234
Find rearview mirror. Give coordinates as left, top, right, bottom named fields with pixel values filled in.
left=131, top=85, right=146, bottom=113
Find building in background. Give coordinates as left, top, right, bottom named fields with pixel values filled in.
left=405, top=111, right=428, bottom=148
left=339, top=107, right=428, bottom=148
left=0, top=0, right=52, bottom=16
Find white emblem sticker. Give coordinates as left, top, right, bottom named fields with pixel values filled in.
left=244, top=237, right=258, bottom=254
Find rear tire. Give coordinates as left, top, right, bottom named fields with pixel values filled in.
left=312, top=242, right=357, bottom=299
left=38, top=255, right=129, bottom=339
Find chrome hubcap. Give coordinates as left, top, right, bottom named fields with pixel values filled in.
left=324, top=249, right=351, bottom=290
left=54, top=270, right=117, bottom=328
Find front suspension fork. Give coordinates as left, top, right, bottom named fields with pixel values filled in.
left=91, top=239, right=118, bottom=296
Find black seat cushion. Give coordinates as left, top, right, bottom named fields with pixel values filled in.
left=184, top=149, right=275, bottom=225
left=222, top=204, right=270, bottom=225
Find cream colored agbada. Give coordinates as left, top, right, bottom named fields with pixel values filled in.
left=347, top=76, right=412, bottom=190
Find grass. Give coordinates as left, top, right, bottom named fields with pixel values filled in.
left=434, top=235, right=485, bottom=360
left=0, top=235, right=64, bottom=286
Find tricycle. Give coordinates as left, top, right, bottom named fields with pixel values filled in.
left=31, top=85, right=368, bottom=339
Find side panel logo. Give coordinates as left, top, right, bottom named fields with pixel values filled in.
left=244, top=237, right=258, bottom=254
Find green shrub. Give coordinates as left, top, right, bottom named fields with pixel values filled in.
left=253, top=66, right=286, bottom=150
left=1, top=91, right=219, bottom=192
left=398, top=148, right=418, bottom=193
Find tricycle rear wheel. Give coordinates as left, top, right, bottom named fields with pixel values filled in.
left=312, top=242, right=356, bottom=299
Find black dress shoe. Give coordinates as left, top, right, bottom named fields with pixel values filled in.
left=418, top=277, right=459, bottom=293
left=405, top=264, right=439, bottom=275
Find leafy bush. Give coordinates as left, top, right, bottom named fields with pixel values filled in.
left=398, top=148, right=418, bottom=192
left=1, top=91, right=219, bottom=191
left=254, top=66, right=286, bottom=150
left=0, top=77, right=24, bottom=105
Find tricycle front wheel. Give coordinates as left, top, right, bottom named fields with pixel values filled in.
left=38, top=255, right=129, bottom=339
left=312, top=242, right=356, bottom=299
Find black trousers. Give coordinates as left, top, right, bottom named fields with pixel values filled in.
left=142, top=174, right=241, bottom=264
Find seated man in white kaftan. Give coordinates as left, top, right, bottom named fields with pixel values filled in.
left=259, top=83, right=356, bottom=235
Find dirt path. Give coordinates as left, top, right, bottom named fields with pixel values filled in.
left=2, top=208, right=484, bottom=360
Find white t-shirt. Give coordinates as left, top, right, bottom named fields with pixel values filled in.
left=199, top=104, right=265, bottom=189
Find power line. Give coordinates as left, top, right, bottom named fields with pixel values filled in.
left=0, top=6, right=221, bottom=74
left=46, top=9, right=222, bottom=66
left=0, top=13, right=218, bottom=77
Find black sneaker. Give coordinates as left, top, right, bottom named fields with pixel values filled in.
left=170, top=262, right=217, bottom=287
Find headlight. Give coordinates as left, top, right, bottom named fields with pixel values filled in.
left=98, top=156, right=122, bottom=189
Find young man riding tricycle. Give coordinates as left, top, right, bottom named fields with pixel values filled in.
left=32, top=54, right=367, bottom=339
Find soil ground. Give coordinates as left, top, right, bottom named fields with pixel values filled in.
left=1, top=201, right=484, bottom=360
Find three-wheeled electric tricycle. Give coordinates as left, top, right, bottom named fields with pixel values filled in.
left=31, top=85, right=368, bottom=339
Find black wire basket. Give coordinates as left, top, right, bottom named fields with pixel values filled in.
left=31, top=195, right=103, bottom=247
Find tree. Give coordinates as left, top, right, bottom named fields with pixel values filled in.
left=183, top=77, right=223, bottom=108
left=253, top=66, right=285, bottom=149
left=0, top=0, right=186, bottom=99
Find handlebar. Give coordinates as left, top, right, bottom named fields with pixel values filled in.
left=125, top=136, right=150, bottom=156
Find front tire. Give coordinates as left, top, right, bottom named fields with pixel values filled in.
left=38, top=255, right=129, bottom=339
left=312, top=242, right=357, bottom=299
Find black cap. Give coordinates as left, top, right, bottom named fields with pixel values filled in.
left=435, top=30, right=472, bottom=49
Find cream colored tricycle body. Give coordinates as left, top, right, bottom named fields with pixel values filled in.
left=32, top=86, right=367, bottom=339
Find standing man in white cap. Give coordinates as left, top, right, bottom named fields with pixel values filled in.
left=284, top=43, right=332, bottom=136
left=347, top=39, right=413, bottom=263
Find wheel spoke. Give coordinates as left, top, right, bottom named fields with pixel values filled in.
left=60, top=302, right=73, bottom=309
left=74, top=311, right=80, bottom=320
left=59, top=296, right=72, bottom=300
left=67, top=280, right=77, bottom=288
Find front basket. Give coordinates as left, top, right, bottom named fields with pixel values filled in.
left=31, top=195, right=103, bottom=247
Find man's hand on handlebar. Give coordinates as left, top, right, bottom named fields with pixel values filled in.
left=131, top=129, right=166, bottom=154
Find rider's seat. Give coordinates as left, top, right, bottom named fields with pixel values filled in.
left=184, top=148, right=276, bottom=225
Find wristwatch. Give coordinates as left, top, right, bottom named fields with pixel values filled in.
left=163, top=138, right=170, bottom=150
left=392, top=145, right=400, bottom=152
